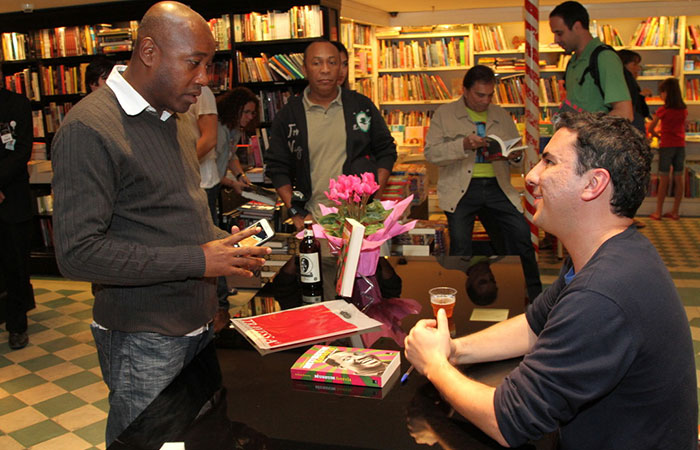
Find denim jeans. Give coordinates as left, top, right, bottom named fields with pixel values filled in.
left=446, top=178, right=542, bottom=300
left=91, top=323, right=214, bottom=446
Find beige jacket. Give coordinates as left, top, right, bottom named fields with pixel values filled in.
left=424, top=99, right=522, bottom=213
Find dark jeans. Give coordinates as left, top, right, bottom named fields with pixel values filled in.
left=204, top=184, right=230, bottom=309
left=445, top=178, right=542, bottom=300
left=91, top=323, right=214, bottom=446
left=0, top=218, right=35, bottom=333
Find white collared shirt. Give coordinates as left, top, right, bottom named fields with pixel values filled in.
left=105, top=65, right=173, bottom=121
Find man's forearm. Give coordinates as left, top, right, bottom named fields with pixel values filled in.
left=452, top=314, right=536, bottom=365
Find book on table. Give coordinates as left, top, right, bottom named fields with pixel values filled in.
left=290, top=344, right=401, bottom=388
left=481, top=135, right=527, bottom=161
left=230, top=300, right=382, bottom=355
left=336, top=218, right=366, bottom=298
left=240, top=184, right=278, bottom=206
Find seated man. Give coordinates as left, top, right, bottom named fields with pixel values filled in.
left=405, top=112, right=697, bottom=449
left=424, top=65, right=540, bottom=300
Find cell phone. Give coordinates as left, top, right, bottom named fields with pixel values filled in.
left=235, top=218, right=275, bottom=247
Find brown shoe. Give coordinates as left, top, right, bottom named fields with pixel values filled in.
left=9, top=332, right=28, bottom=350
left=213, top=308, right=231, bottom=334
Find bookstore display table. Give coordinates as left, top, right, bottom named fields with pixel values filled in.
left=111, top=256, right=556, bottom=450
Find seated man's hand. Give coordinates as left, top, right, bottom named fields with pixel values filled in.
left=404, top=309, right=453, bottom=377
left=292, top=214, right=313, bottom=233
left=200, top=226, right=270, bottom=277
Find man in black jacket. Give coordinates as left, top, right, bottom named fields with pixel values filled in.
left=0, top=78, right=36, bottom=350
left=265, top=40, right=397, bottom=231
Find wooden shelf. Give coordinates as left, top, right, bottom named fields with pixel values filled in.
left=379, top=99, right=457, bottom=105
left=378, top=66, right=468, bottom=73
left=376, top=31, right=470, bottom=40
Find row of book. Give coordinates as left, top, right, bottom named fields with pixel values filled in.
left=233, top=6, right=323, bottom=42
left=590, top=21, right=625, bottom=47
left=685, top=78, right=700, bottom=101
left=539, top=76, right=566, bottom=105
left=685, top=164, right=700, bottom=199
left=40, top=63, right=90, bottom=96
left=494, top=75, right=525, bottom=105
left=343, top=22, right=372, bottom=46
left=386, top=163, right=428, bottom=206
left=377, top=73, right=453, bottom=102
left=1, top=32, right=29, bottom=61
left=43, top=102, right=74, bottom=134
left=378, top=37, right=469, bottom=70
left=207, top=15, right=232, bottom=51
left=687, top=120, right=700, bottom=134
left=382, top=109, right=433, bottom=128
left=473, top=25, right=512, bottom=53
left=209, top=60, right=233, bottom=93
left=629, top=16, right=682, bottom=47
left=257, top=88, right=293, bottom=123
left=687, top=25, right=700, bottom=50
left=478, top=56, right=524, bottom=71
left=353, top=49, right=373, bottom=76
left=353, top=78, right=375, bottom=103
left=236, top=51, right=304, bottom=83
left=4, top=69, right=41, bottom=101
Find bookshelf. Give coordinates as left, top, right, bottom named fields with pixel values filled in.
left=0, top=0, right=341, bottom=274
left=340, top=18, right=377, bottom=103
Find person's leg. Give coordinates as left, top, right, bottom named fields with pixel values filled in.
left=91, top=325, right=214, bottom=446
left=204, top=185, right=221, bottom=227
left=481, top=182, right=542, bottom=301
left=0, top=219, right=35, bottom=348
left=445, top=183, right=482, bottom=256
left=653, top=149, right=673, bottom=219
left=670, top=147, right=685, bottom=218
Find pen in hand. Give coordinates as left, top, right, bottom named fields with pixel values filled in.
left=400, top=365, right=414, bottom=384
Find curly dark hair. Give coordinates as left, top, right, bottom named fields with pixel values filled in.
left=216, top=87, right=259, bottom=132
left=553, top=111, right=652, bottom=218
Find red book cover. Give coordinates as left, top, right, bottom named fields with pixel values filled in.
left=231, top=300, right=381, bottom=355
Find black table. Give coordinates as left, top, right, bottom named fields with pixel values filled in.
left=111, top=256, right=556, bottom=450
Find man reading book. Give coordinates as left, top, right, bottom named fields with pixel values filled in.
left=424, top=65, right=541, bottom=300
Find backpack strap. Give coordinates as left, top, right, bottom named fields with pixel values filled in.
left=577, top=43, right=616, bottom=99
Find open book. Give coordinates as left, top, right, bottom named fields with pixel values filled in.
left=481, top=135, right=527, bottom=161
left=230, top=300, right=382, bottom=355
left=240, top=184, right=278, bottom=206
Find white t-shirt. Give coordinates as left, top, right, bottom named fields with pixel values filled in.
left=187, top=86, right=219, bottom=189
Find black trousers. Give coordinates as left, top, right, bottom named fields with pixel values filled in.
left=0, top=218, right=35, bottom=333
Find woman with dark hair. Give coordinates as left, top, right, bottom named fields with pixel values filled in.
left=648, top=77, right=687, bottom=221
left=215, top=87, right=260, bottom=193
left=331, top=41, right=350, bottom=89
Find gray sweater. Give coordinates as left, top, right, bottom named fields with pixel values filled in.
left=52, top=86, right=228, bottom=336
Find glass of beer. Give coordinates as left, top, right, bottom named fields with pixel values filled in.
left=429, top=287, right=457, bottom=337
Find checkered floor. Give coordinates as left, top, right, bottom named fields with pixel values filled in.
left=1, top=217, right=699, bottom=448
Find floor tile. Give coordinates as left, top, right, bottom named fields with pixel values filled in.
left=31, top=432, right=93, bottom=450
left=33, top=392, right=87, bottom=418
left=13, top=382, right=67, bottom=405
left=3, top=345, right=49, bottom=364
left=53, top=371, right=102, bottom=392
left=8, top=419, right=67, bottom=447
left=72, top=382, right=108, bottom=404
left=0, top=396, right=26, bottom=415
left=35, top=361, right=84, bottom=382
left=70, top=353, right=101, bottom=370
left=19, top=354, right=65, bottom=372
left=74, top=419, right=107, bottom=446
left=54, top=344, right=95, bottom=362
left=53, top=404, right=106, bottom=431
left=0, top=373, right=48, bottom=394
left=0, top=406, right=48, bottom=433
left=0, top=434, right=25, bottom=450
left=39, top=336, right=81, bottom=353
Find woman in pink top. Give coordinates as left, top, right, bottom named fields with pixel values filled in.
left=648, top=77, right=687, bottom=221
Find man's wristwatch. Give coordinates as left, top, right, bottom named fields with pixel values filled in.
left=288, top=206, right=307, bottom=217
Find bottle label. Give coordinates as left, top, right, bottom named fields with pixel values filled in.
left=300, top=252, right=321, bottom=283
left=302, top=294, right=322, bottom=304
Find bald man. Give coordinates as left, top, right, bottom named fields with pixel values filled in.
left=51, top=2, right=270, bottom=444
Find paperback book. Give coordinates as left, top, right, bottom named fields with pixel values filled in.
left=290, top=345, right=401, bottom=388
left=480, top=135, right=527, bottom=161
left=335, top=218, right=366, bottom=298
left=230, top=300, right=382, bottom=355
left=240, top=184, right=278, bottom=206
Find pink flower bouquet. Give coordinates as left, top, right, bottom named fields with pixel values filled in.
left=298, top=173, right=416, bottom=277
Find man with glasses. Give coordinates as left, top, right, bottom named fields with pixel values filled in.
left=425, top=65, right=541, bottom=300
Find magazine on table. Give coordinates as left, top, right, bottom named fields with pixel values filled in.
left=230, top=300, right=382, bottom=355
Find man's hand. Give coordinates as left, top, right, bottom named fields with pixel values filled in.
left=292, top=213, right=313, bottom=232
left=463, top=134, right=486, bottom=152
left=200, top=226, right=270, bottom=277
left=405, top=309, right=454, bottom=377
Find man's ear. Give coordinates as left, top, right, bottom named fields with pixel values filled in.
left=581, top=168, right=611, bottom=202
left=136, top=37, right=158, bottom=68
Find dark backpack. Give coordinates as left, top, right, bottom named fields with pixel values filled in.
left=565, top=44, right=649, bottom=133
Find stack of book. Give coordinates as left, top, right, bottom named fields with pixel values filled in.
left=97, top=24, right=136, bottom=53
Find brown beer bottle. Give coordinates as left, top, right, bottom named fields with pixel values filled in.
left=299, top=220, right=323, bottom=303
